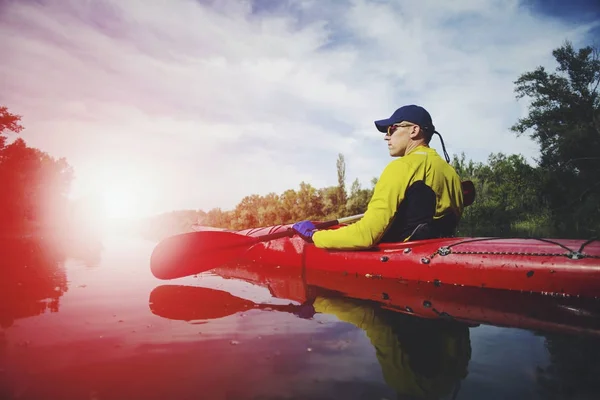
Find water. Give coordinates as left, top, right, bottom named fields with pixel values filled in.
left=1, top=232, right=600, bottom=399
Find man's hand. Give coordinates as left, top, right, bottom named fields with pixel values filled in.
left=292, top=220, right=316, bottom=242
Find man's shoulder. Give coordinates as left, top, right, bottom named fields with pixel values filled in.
left=383, top=156, right=411, bottom=170
left=388, top=148, right=432, bottom=167
left=378, top=157, right=417, bottom=181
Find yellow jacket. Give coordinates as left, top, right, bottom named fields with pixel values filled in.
left=313, top=145, right=463, bottom=249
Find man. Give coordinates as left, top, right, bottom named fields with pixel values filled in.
left=292, top=104, right=464, bottom=249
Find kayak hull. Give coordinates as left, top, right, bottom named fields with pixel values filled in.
left=233, top=224, right=600, bottom=298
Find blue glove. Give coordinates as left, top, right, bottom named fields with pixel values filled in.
left=292, top=220, right=316, bottom=242
left=293, top=301, right=316, bottom=319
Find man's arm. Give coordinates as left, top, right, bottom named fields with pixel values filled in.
left=312, top=160, right=408, bottom=249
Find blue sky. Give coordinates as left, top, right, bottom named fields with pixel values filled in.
left=1, top=0, right=599, bottom=218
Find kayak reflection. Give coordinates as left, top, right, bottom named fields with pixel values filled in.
left=149, top=284, right=471, bottom=399
left=211, top=262, right=600, bottom=337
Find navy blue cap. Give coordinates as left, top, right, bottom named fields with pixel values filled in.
left=374, top=105, right=435, bottom=133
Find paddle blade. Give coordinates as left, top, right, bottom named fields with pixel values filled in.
left=150, top=231, right=257, bottom=280
left=462, top=180, right=476, bottom=207
left=149, top=285, right=258, bottom=321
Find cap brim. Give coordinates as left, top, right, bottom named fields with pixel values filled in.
left=374, top=118, right=393, bottom=133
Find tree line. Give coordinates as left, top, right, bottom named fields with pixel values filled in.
left=137, top=156, right=377, bottom=239
left=142, top=42, right=599, bottom=240
left=0, top=107, right=74, bottom=235
left=2, top=41, right=599, bottom=241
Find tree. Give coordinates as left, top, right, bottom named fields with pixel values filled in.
left=0, top=138, right=74, bottom=229
left=511, top=42, right=600, bottom=236
left=0, top=106, right=74, bottom=233
left=451, top=153, right=479, bottom=181
left=232, top=194, right=262, bottom=229
left=336, top=153, right=347, bottom=214
left=256, top=192, right=281, bottom=226
left=279, top=189, right=298, bottom=222
left=345, top=178, right=373, bottom=215
left=0, top=106, right=24, bottom=149
left=318, top=186, right=340, bottom=218
left=452, top=152, right=550, bottom=237
left=296, top=181, right=323, bottom=220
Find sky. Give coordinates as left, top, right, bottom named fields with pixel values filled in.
left=1, top=0, right=599, bottom=219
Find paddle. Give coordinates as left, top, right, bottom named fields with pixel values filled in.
left=462, top=180, right=475, bottom=207
left=150, top=180, right=476, bottom=280
left=149, top=285, right=301, bottom=321
left=150, top=213, right=363, bottom=280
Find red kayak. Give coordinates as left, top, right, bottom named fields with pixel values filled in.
left=228, top=224, right=600, bottom=298
left=150, top=217, right=600, bottom=298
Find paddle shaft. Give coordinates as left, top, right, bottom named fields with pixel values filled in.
left=249, top=213, right=365, bottom=243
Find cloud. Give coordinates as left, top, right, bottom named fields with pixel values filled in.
left=0, top=0, right=597, bottom=216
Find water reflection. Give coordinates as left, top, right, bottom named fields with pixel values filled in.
left=536, top=332, right=600, bottom=399
left=314, top=295, right=470, bottom=400
left=3, top=232, right=600, bottom=399
left=149, top=285, right=301, bottom=321
left=0, top=237, right=68, bottom=328
left=0, top=233, right=103, bottom=328
left=150, top=283, right=471, bottom=399
left=149, top=260, right=600, bottom=398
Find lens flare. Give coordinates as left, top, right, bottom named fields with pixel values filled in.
left=101, top=185, right=139, bottom=220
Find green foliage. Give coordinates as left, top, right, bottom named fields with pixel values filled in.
left=511, top=41, right=600, bottom=237
left=452, top=152, right=550, bottom=237
left=345, top=178, right=374, bottom=216
left=318, top=186, right=340, bottom=218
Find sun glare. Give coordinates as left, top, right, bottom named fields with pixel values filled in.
left=102, top=186, right=139, bottom=220
left=72, top=163, right=160, bottom=222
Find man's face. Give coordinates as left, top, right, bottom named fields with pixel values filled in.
left=384, top=122, right=417, bottom=157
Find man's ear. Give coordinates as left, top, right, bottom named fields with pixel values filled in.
left=409, top=126, right=421, bottom=139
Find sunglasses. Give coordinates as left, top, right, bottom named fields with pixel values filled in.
left=386, top=123, right=416, bottom=137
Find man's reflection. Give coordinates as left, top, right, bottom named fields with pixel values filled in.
left=312, top=292, right=470, bottom=400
